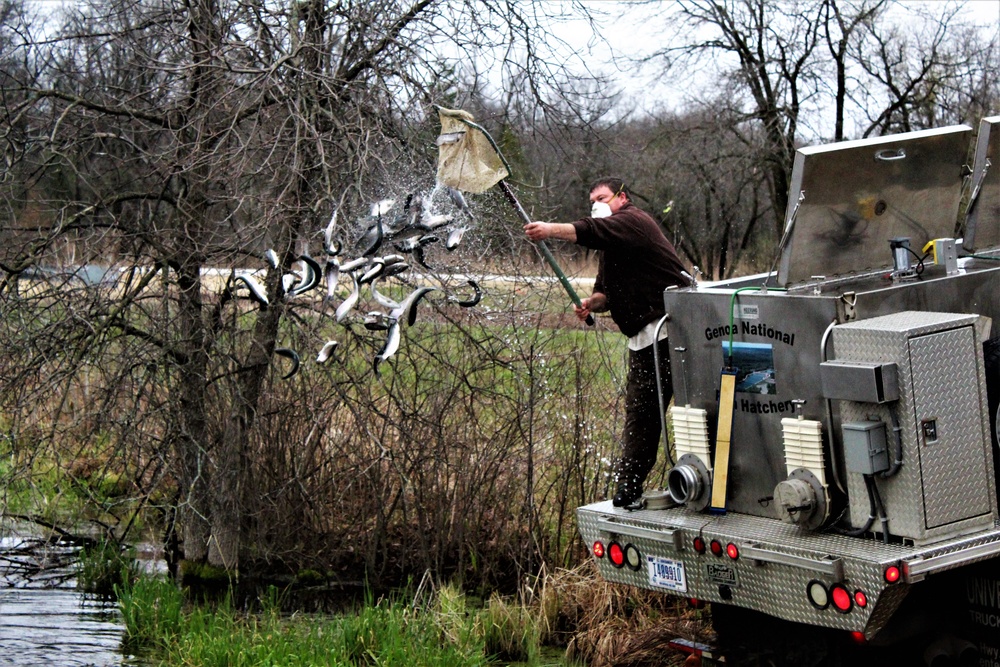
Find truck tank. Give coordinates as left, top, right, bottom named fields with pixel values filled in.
left=577, top=117, right=1000, bottom=666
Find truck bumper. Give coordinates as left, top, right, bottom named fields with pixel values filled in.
left=577, top=501, right=1000, bottom=639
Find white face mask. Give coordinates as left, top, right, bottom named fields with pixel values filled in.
left=591, top=201, right=612, bottom=218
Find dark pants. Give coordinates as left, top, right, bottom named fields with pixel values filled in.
left=614, top=337, right=673, bottom=494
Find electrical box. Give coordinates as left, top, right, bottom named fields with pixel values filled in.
left=820, top=361, right=899, bottom=404
left=842, top=421, right=889, bottom=475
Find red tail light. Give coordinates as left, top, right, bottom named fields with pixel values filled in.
left=854, top=590, right=868, bottom=608
left=726, top=543, right=739, bottom=560
left=884, top=565, right=901, bottom=583
left=710, top=540, right=723, bottom=556
left=830, top=584, right=853, bottom=613
left=608, top=541, right=625, bottom=568
left=592, top=541, right=605, bottom=559
left=850, top=631, right=866, bottom=644
left=693, top=537, right=706, bottom=554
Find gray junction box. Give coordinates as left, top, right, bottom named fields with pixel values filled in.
left=842, top=421, right=890, bottom=475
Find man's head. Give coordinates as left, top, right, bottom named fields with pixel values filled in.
left=589, top=177, right=630, bottom=215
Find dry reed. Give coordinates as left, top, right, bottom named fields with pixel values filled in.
left=530, top=560, right=714, bottom=667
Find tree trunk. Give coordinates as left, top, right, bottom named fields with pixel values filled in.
left=175, top=259, right=212, bottom=562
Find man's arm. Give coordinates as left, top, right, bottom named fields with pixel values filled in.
left=523, top=221, right=577, bottom=243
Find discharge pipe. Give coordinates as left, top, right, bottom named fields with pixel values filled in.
left=667, top=466, right=704, bottom=505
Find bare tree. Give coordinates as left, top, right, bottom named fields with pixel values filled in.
left=850, top=2, right=999, bottom=135
left=0, top=0, right=619, bottom=582
left=635, top=0, right=997, bottom=272
left=821, top=0, right=890, bottom=141
left=625, top=108, right=771, bottom=279
left=651, top=0, right=825, bottom=234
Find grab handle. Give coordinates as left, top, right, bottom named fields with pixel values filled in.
left=875, top=148, right=906, bottom=162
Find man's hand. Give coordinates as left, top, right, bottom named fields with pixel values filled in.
left=523, top=221, right=551, bottom=242
left=524, top=221, right=577, bottom=243
left=574, top=293, right=608, bottom=322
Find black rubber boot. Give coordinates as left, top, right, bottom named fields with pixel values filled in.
left=612, top=479, right=643, bottom=507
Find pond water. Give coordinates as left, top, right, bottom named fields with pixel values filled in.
left=0, top=586, right=129, bottom=666
left=0, top=528, right=148, bottom=667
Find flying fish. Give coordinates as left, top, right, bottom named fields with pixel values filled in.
left=324, top=208, right=342, bottom=256
left=235, top=274, right=269, bottom=307
left=435, top=132, right=465, bottom=146
left=370, top=199, right=396, bottom=218
left=391, top=286, right=436, bottom=326
left=373, top=320, right=401, bottom=373
left=445, top=226, right=468, bottom=251
left=335, top=274, right=361, bottom=322
left=339, top=256, right=369, bottom=273
left=457, top=280, right=481, bottom=308
left=447, top=187, right=472, bottom=219
left=324, top=259, right=340, bottom=302
left=358, top=258, right=386, bottom=284
left=364, top=311, right=390, bottom=331
left=287, top=254, right=321, bottom=296
left=316, top=340, right=338, bottom=363
left=357, top=219, right=384, bottom=257
left=274, top=348, right=300, bottom=379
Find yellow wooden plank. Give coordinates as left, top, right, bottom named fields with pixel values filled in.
left=710, top=371, right=737, bottom=513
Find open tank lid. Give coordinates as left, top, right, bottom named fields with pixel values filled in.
left=963, top=115, right=1000, bottom=252
left=777, top=125, right=972, bottom=287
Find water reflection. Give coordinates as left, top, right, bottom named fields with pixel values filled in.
left=0, top=526, right=138, bottom=667
left=0, top=588, right=127, bottom=666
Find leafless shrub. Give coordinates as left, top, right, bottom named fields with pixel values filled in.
left=208, top=268, right=629, bottom=590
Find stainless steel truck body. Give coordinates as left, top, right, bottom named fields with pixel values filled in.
left=577, top=118, right=1000, bottom=662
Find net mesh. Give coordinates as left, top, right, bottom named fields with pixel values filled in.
left=435, top=107, right=509, bottom=194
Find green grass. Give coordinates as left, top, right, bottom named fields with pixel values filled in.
left=482, top=592, right=540, bottom=663
left=117, top=574, right=572, bottom=667
left=0, top=431, right=147, bottom=531
left=77, top=537, right=141, bottom=595
left=117, top=575, right=185, bottom=651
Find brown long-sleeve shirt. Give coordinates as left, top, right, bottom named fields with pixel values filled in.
left=572, top=202, right=689, bottom=337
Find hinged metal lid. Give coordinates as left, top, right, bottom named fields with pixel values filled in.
left=777, top=125, right=972, bottom=286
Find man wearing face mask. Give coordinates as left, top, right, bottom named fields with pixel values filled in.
left=524, top=177, right=690, bottom=507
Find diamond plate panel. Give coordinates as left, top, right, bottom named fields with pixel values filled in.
left=832, top=312, right=995, bottom=542
left=579, top=504, right=909, bottom=634
left=910, top=328, right=991, bottom=526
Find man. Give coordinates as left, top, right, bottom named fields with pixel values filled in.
left=524, top=178, right=689, bottom=507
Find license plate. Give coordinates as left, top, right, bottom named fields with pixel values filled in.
left=647, top=555, right=687, bottom=592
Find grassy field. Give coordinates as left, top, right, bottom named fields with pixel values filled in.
left=114, top=563, right=710, bottom=667
left=0, top=255, right=685, bottom=582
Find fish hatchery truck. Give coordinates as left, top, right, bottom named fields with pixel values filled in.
left=577, top=117, right=1000, bottom=666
